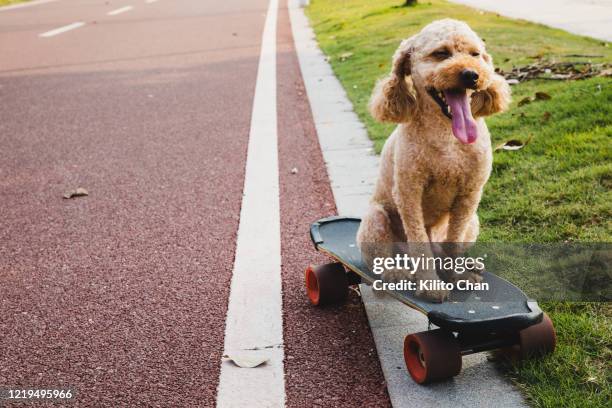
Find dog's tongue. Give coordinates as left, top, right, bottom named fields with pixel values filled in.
left=443, top=90, right=478, bottom=144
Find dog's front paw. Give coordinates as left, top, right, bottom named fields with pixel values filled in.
left=463, top=269, right=484, bottom=284
left=416, top=284, right=450, bottom=303
left=412, top=265, right=449, bottom=302
left=382, top=268, right=412, bottom=283
left=448, top=267, right=484, bottom=284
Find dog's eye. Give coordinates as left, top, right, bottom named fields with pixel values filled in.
left=431, top=50, right=451, bottom=59
left=471, top=52, right=480, bottom=57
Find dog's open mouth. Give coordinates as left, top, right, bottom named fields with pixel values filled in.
left=427, top=88, right=478, bottom=144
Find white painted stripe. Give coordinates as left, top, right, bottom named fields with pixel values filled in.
left=145, top=0, right=158, bottom=3
left=107, top=5, right=133, bottom=16
left=39, top=21, right=84, bottom=38
left=0, top=0, right=58, bottom=12
left=215, top=0, right=283, bottom=407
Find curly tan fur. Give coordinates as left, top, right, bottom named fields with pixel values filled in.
left=471, top=74, right=511, bottom=117
left=357, top=19, right=511, bottom=302
left=369, top=39, right=416, bottom=122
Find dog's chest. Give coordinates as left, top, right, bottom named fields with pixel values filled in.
left=426, top=146, right=488, bottom=192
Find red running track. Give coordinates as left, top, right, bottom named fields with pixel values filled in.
left=0, top=0, right=389, bottom=406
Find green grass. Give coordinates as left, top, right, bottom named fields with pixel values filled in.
left=503, top=302, right=612, bottom=408
left=480, top=78, right=611, bottom=242
left=307, top=0, right=611, bottom=153
left=0, top=0, right=30, bottom=6
left=306, top=1, right=611, bottom=407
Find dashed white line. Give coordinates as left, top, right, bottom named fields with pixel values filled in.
left=107, top=5, right=133, bottom=16
left=39, top=21, right=85, bottom=38
left=215, top=0, right=283, bottom=407
left=145, top=0, right=158, bottom=3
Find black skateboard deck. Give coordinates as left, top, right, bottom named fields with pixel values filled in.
left=310, top=216, right=543, bottom=332
left=305, top=216, right=556, bottom=384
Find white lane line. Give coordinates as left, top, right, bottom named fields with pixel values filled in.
left=39, top=21, right=85, bottom=38
left=145, top=0, right=158, bottom=3
left=0, top=0, right=58, bottom=12
left=107, top=5, right=133, bottom=16
left=215, top=0, right=283, bottom=407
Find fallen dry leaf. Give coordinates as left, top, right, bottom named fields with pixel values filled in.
left=223, top=354, right=268, bottom=368
left=535, top=91, right=552, bottom=101
left=517, top=96, right=533, bottom=107
left=339, top=52, right=353, bottom=62
left=63, top=187, right=89, bottom=199
left=495, top=135, right=533, bottom=151
left=542, top=111, right=551, bottom=122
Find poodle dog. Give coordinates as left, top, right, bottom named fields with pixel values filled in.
left=356, top=19, right=511, bottom=302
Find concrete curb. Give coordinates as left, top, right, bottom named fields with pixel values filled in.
left=288, top=1, right=528, bottom=406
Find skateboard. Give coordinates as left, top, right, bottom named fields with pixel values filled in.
left=305, top=216, right=556, bottom=384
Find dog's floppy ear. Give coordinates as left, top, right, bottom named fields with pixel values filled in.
left=471, top=52, right=511, bottom=117
left=369, top=38, right=416, bottom=123
left=471, top=73, right=511, bottom=117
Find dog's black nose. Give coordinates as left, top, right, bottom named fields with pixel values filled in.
left=460, top=69, right=479, bottom=88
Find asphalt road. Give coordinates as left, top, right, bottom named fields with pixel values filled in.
left=0, top=0, right=388, bottom=406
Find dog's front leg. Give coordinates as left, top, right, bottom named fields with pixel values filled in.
left=446, top=189, right=482, bottom=247
left=445, top=190, right=484, bottom=283
left=392, top=180, right=449, bottom=302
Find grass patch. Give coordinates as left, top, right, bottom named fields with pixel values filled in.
left=306, top=1, right=611, bottom=406
left=0, top=0, right=30, bottom=6
left=307, top=0, right=611, bottom=153
left=480, top=78, right=611, bottom=242
left=504, top=302, right=612, bottom=408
